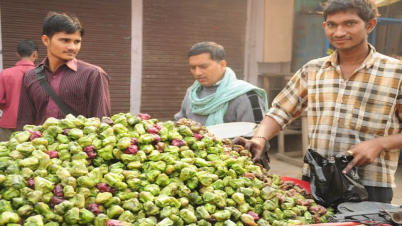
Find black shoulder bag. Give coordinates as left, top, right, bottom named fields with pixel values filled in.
left=246, top=90, right=270, bottom=170
left=246, top=90, right=264, bottom=124
left=34, top=65, right=77, bottom=116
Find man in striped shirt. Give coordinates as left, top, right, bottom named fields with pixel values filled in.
left=17, top=12, right=111, bottom=130
left=248, top=0, right=402, bottom=203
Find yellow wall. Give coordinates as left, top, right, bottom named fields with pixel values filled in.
left=263, top=0, right=295, bottom=63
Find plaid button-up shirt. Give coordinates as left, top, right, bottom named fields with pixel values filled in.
left=267, top=45, right=402, bottom=188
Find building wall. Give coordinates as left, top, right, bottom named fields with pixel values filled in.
left=0, top=0, right=131, bottom=114
left=291, top=0, right=325, bottom=72
left=376, top=2, right=402, bottom=57
left=291, top=14, right=325, bottom=72
left=1, top=0, right=248, bottom=120
left=141, top=0, right=248, bottom=120
left=263, top=0, right=294, bottom=63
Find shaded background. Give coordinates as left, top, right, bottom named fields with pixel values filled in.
left=1, top=0, right=247, bottom=121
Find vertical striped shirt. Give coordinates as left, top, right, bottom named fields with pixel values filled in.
left=267, top=45, right=402, bottom=188
left=17, top=58, right=111, bottom=130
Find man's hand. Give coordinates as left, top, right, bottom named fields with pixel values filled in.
left=232, top=136, right=266, bottom=163
left=246, top=138, right=266, bottom=163
left=232, top=116, right=282, bottom=163
left=231, top=136, right=248, bottom=146
left=342, top=139, right=385, bottom=174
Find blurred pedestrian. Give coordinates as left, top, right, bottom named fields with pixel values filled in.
left=0, top=40, right=38, bottom=141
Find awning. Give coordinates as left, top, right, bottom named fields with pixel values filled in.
left=375, top=0, right=402, bottom=7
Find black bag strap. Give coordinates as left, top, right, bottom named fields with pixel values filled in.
left=246, top=90, right=270, bottom=170
left=246, top=90, right=264, bottom=124
left=34, top=65, right=77, bottom=116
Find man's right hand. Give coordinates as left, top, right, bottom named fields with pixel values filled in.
left=232, top=116, right=281, bottom=163
left=232, top=136, right=266, bottom=163
left=246, top=138, right=267, bottom=163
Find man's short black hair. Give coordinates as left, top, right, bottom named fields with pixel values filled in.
left=323, top=0, right=379, bottom=23
left=43, top=11, right=84, bottom=39
left=17, top=40, right=38, bottom=57
left=188, top=42, right=225, bottom=62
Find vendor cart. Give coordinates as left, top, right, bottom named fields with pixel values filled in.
left=208, top=122, right=402, bottom=226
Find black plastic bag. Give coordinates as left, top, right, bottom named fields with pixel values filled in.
left=303, top=149, right=368, bottom=208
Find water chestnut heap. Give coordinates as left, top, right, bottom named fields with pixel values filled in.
left=0, top=113, right=333, bottom=226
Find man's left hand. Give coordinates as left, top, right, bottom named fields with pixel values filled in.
left=342, top=139, right=385, bottom=174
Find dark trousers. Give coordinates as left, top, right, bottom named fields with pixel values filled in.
left=365, top=186, right=393, bottom=203
left=0, top=127, right=15, bottom=142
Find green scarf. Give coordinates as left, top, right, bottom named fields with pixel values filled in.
left=190, top=67, right=268, bottom=126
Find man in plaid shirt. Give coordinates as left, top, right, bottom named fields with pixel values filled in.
left=248, top=0, right=402, bottom=203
